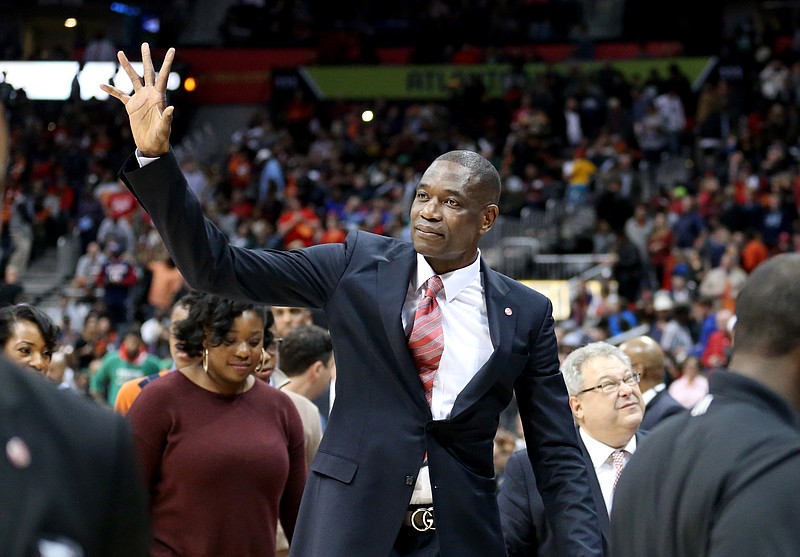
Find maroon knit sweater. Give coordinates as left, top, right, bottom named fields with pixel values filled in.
left=127, top=371, right=306, bottom=556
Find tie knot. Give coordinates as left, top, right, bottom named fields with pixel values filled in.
left=424, top=275, right=444, bottom=298
left=612, top=449, right=627, bottom=467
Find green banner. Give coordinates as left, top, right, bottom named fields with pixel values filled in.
left=302, top=57, right=712, bottom=101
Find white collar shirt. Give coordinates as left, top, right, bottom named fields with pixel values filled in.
left=403, top=252, right=494, bottom=505
left=641, top=382, right=666, bottom=406
left=402, top=251, right=493, bottom=421
left=579, top=428, right=637, bottom=516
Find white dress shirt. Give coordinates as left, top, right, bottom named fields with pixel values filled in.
left=579, top=428, right=637, bottom=515
left=403, top=252, right=494, bottom=503
left=641, top=382, right=666, bottom=406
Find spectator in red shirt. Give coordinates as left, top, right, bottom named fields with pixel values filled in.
left=277, top=197, right=321, bottom=248
left=740, top=229, right=769, bottom=272
left=701, top=308, right=733, bottom=369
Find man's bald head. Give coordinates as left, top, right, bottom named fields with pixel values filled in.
left=727, top=253, right=800, bottom=413
left=733, top=253, right=800, bottom=357
left=619, top=336, right=665, bottom=392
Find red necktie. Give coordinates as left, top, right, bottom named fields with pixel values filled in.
left=408, top=276, right=444, bottom=406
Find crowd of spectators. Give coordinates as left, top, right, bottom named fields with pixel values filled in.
left=0, top=9, right=797, bottom=412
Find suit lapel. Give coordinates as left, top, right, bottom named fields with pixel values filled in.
left=449, top=263, right=512, bottom=418
left=376, top=244, right=430, bottom=412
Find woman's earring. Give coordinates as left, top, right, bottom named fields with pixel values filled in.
left=202, top=348, right=209, bottom=374
left=254, top=349, right=267, bottom=373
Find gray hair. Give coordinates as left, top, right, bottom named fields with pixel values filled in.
left=561, top=341, right=632, bottom=396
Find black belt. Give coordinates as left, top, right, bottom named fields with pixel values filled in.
left=403, top=505, right=435, bottom=532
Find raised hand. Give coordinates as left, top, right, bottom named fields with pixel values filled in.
left=101, top=43, right=175, bottom=157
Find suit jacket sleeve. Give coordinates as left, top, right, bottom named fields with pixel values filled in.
left=498, top=450, right=541, bottom=557
left=514, top=298, right=604, bottom=556
left=120, top=151, right=347, bottom=308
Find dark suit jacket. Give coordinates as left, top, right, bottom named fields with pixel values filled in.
left=0, top=357, right=149, bottom=557
left=122, top=152, right=603, bottom=557
left=640, top=388, right=684, bottom=430
left=498, top=432, right=644, bottom=557
left=611, top=371, right=800, bottom=557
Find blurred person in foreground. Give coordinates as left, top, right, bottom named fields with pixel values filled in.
left=499, top=342, right=644, bottom=556
left=611, top=253, right=800, bottom=556
left=0, top=303, right=59, bottom=375
left=0, top=343, right=149, bottom=557
left=126, top=294, right=306, bottom=556
left=104, top=43, right=602, bottom=557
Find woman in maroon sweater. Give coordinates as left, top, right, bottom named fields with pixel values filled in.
left=127, top=293, right=306, bottom=556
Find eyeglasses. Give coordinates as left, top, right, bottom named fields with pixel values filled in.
left=265, top=338, right=283, bottom=355
left=578, top=372, right=641, bottom=395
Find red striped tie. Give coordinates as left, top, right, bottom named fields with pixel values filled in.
left=408, top=275, right=444, bottom=406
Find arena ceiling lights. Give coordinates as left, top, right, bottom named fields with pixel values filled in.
left=0, top=61, right=181, bottom=101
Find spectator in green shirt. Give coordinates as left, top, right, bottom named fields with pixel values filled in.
left=90, top=329, right=161, bottom=405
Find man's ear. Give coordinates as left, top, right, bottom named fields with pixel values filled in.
left=308, top=360, right=324, bottom=379
left=480, top=204, right=499, bottom=234
left=569, top=395, right=583, bottom=422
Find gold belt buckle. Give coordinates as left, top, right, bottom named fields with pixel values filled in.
left=410, top=507, right=435, bottom=532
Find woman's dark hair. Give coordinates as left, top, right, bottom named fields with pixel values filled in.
left=172, top=294, right=266, bottom=358
left=0, top=303, right=60, bottom=352
left=263, top=307, right=275, bottom=345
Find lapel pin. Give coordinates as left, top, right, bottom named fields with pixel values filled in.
left=504, top=307, right=513, bottom=316
left=6, top=436, right=31, bottom=469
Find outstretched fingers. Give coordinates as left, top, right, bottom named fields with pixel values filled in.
left=117, top=50, right=143, bottom=92
left=141, top=42, right=155, bottom=87
left=99, top=83, right=130, bottom=104
left=155, top=48, right=176, bottom=93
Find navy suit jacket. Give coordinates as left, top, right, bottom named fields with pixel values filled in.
left=0, top=357, right=149, bottom=557
left=641, top=388, right=685, bottom=430
left=498, top=432, right=644, bottom=557
left=122, top=152, right=603, bottom=557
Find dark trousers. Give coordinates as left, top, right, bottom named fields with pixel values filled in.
left=390, top=526, right=439, bottom=557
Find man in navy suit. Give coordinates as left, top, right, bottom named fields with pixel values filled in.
left=499, top=342, right=644, bottom=556
left=619, top=336, right=684, bottom=430
left=103, top=43, right=603, bottom=557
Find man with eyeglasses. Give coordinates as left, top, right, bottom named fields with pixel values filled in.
left=499, top=342, right=644, bottom=556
